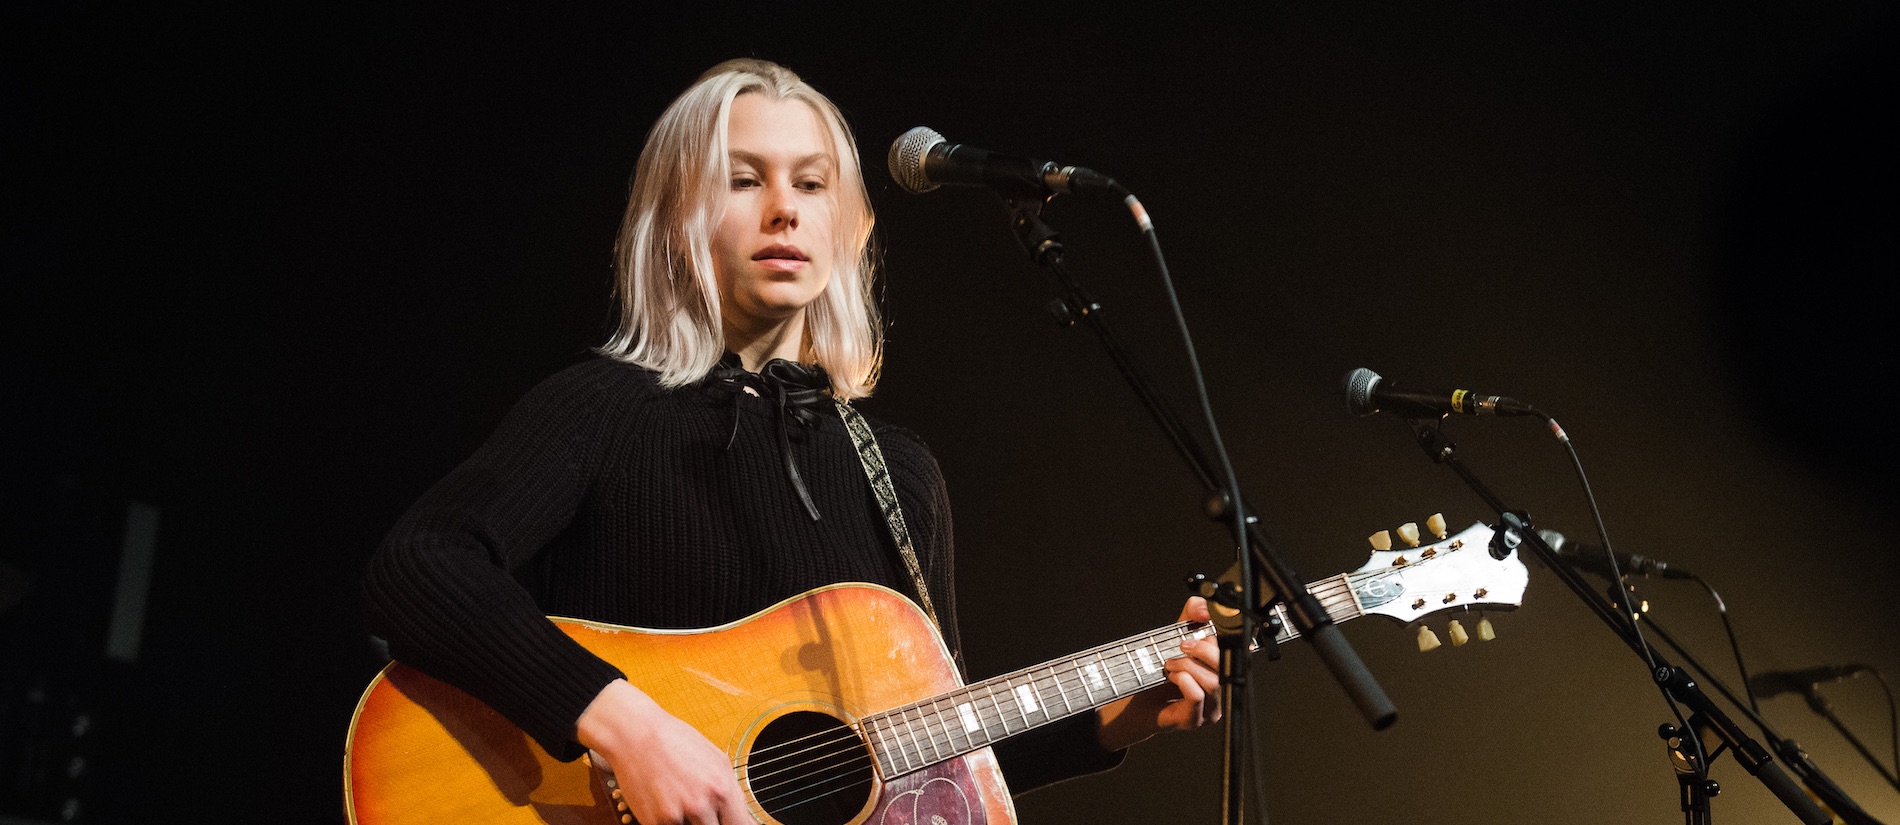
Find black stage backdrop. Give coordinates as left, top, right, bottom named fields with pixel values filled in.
left=5, top=4, right=1897, bottom=823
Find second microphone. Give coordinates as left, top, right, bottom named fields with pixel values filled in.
left=887, top=127, right=1125, bottom=200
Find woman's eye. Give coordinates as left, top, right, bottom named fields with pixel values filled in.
left=731, top=177, right=760, bottom=189
left=796, top=179, right=827, bottom=192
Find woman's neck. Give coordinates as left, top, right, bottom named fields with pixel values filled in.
left=724, top=313, right=807, bottom=372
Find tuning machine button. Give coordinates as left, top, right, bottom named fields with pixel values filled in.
left=1426, top=513, right=1447, bottom=540
left=1368, top=530, right=1393, bottom=551
left=1397, top=522, right=1421, bottom=547
left=1448, top=619, right=1469, bottom=646
left=1477, top=616, right=1496, bottom=641
left=1417, top=625, right=1442, bottom=652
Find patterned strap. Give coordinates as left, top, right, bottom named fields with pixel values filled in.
left=835, top=400, right=942, bottom=632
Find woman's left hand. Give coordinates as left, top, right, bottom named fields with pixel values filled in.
left=1094, top=596, right=1224, bottom=752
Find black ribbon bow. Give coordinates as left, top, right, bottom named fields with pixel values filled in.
left=707, top=353, right=831, bottom=521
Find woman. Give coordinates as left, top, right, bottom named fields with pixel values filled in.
left=363, top=58, right=1219, bottom=825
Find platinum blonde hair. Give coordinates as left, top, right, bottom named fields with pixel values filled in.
left=599, top=58, right=881, bottom=399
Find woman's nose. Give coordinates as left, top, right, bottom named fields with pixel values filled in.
left=764, top=184, right=798, bottom=229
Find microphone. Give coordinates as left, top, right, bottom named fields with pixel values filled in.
left=1750, top=665, right=1871, bottom=699
left=1535, top=528, right=1696, bottom=580
left=887, top=127, right=1124, bottom=199
left=1342, top=367, right=1538, bottom=418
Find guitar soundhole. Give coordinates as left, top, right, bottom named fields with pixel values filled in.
left=746, top=710, right=874, bottom=825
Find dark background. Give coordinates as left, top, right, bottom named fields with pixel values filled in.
left=5, top=3, right=1897, bottom=823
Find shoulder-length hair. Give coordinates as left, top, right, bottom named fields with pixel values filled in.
left=598, top=58, right=881, bottom=399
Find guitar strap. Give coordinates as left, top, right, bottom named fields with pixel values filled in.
left=834, top=399, right=943, bottom=634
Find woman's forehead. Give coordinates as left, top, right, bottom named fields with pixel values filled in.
left=727, top=94, right=836, bottom=166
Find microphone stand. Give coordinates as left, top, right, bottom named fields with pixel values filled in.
left=998, top=196, right=1397, bottom=825
left=1632, top=614, right=1889, bottom=823
left=1396, top=416, right=1833, bottom=825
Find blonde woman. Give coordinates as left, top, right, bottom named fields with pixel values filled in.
left=363, top=59, right=1219, bottom=825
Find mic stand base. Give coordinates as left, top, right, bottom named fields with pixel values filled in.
left=1664, top=716, right=1726, bottom=825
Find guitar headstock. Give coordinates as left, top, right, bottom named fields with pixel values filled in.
left=1348, top=515, right=1529, bottom=650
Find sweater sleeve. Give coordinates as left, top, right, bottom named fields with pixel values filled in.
left=871, top=423, right=1127, bottom=794
left=361, top=360, right=637, bottom=761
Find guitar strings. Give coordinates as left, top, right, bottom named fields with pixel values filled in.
left=745, top=565, right=1443, bottom=811
left=741, top=566, right=1444, bottom=814
left=738, top=620, right=1201, bottom=768
left=737, top=622, right=1204, bottom=792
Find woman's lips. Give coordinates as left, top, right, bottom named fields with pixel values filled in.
left=753, top=244, right=808, bottom=273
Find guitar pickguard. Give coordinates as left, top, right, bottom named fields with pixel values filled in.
left=873, top=763, right=985, bottom=825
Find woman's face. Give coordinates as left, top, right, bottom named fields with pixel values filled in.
left=710, top=93, right=838, bottom=335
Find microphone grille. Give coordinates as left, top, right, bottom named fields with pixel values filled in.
left=1342, top=368, right=1383, bottom=417
left=888, top=127, right=945, bottom=194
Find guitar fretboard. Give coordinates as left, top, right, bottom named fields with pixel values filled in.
left=858, top=570, right=1376, bottom=777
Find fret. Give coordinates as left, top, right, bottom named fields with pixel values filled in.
left=1082, top=660, right=1106, bottom=697
left=1134, top=645, right=1161, bottom=677
left=897, top=708, right=922, bottom=772
left=930, top=699, right=953, bottom=760
left=1050, top=664, right=1074, bottom=714
left=914, top=702, right=941, bottom=764
left=955, top=699, right=980, bottom=739
left=1012, top=681, right=1039, bottom=720
left=872, top=715, right=899, bottom=776
left=1118, top=644, right=1142, bottom=693
left=927, top=701, right=950, bottom=762
left=984, top=681, right=1013, bottom=737
left=1271, top=603, right=1299, bottom=644
left=942, top=695, right=972, bottom=752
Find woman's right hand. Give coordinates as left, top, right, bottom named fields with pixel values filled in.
left=577, top=678, right=757, bottom=824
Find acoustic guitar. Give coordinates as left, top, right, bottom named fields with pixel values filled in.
left=345, top=518, right=1526, bottom=824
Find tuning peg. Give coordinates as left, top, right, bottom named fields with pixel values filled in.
left=1368, top=530, right=1392, bottom=551
left=1396, top=522, right=1420, bottom=547
left=1416, top=625, right=1442, bottom=652
left=1477, top=616, right=1496, bottom=641
left=1426, top=513, right=1447, bottom=539
left=1448, top=619, right=1470, bottom=646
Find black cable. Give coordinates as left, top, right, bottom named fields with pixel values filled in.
left=1542, top=415, right=1708, bottom=793
left=1126, top=193, right=1271, bottom=824
left=1875, top=668, right=1899, bottom=785
left=1688, top=574, right=1762, bottom=716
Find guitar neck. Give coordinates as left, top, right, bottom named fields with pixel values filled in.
left=860, top=571, right=1366, bottom=777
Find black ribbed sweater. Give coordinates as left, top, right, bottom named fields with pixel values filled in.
left=362, top=357, right=1119, bottom=792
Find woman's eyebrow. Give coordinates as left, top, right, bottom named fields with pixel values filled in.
left=729, top=149, right=834, bottom=171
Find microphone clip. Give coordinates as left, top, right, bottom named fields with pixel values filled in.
left=1004, top=196, right=1065, bottom=266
